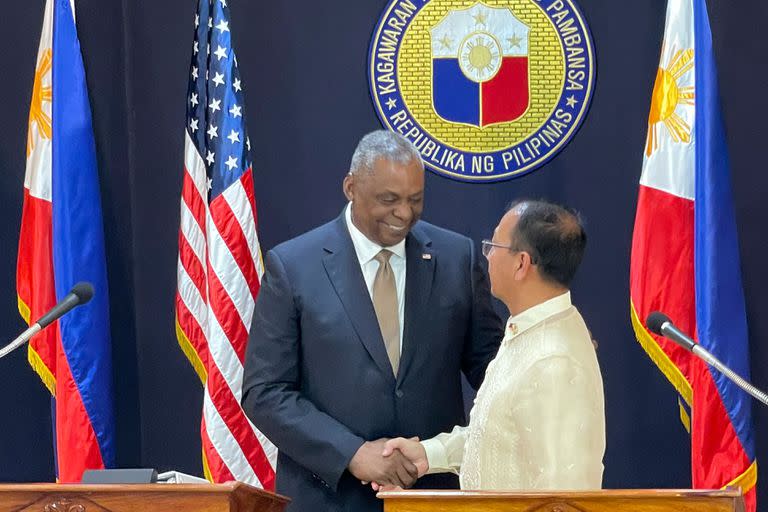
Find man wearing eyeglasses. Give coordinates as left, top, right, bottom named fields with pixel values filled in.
left=378, top=199, right=606, bottom=491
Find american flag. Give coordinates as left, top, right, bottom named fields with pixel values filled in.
left=175, top=0, right=276, bottom=488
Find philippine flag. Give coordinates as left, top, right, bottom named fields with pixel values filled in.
left=630, top=0, right=756, bottom=509
left=17, top=0, right=115, bottom=482
left=431, top=3, right=529, bottom=128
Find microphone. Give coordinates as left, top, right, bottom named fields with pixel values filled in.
left=647, top=311, right=695, bottom=351
left=0, top=282, right=95, bottom=360
left=646, top=311, right=768, bottom=407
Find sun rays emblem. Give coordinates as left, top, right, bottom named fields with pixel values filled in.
left=27, top=48, right=53, bottom=157
left=459, top=32, right=502, bottom=82
left=645, top=47, right=695, bottom=157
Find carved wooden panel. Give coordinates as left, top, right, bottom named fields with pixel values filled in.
left=379, top=489, right=745, bottom=512
left=38, top=496, right=98, bottom=512
left=527, top=501, right=585, bottom=512
left=0, top=484, right=288, bottom=512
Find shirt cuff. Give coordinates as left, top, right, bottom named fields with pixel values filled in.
left=421, top=438, right=449, bottom=475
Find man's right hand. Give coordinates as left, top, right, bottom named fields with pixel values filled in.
left=348, top=439, right=419, bottom=488
left=370, top=437, right=429, bottom=491
left=381, top=437, right=428, bottom=477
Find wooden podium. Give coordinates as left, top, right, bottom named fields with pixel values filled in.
left=0, top=483, right=289, bottom=512
left=378, top=489, right=745, bottom=512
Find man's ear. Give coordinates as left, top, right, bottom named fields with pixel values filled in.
left=343, top=174, right=354, bottom=202
left=514, top=251, right=534, bottom=281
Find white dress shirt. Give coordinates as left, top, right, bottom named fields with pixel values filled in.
left=344, top=204, right=406, bottom=351
left=421, top=292, right=605, bottom=490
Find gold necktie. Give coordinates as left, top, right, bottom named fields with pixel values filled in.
left=373, top=250, right=400, bottom=375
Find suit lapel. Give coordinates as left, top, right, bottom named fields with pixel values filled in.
left=398, top=224, right=435, bottom=383
left=322, top=214, right=395, bottom=380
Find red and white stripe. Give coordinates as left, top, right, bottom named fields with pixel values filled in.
left=175, top=130, right=276, bottom=488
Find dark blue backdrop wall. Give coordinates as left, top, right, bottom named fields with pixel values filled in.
left=1, top=0, right=767, bottom=504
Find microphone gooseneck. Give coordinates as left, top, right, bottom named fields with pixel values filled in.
left=645, top=311, right=768, bottom=407
left=0, top=282, right=95, bottom=360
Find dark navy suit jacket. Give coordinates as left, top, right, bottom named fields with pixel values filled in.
left=242, top=213, right=502, bottom=512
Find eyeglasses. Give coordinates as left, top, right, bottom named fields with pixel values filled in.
left=481, top=239, right=538, bottom=264
left=481, top=239, right=514, bottom=258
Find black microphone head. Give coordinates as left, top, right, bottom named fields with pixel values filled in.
left=71, top=282, right=94, bottom=304
left=646, top=311, right=671, bottom=335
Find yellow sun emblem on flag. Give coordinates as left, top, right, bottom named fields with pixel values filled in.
left=27, top=48, right=53, bottom=157
left=645, top=48, right=695, bottom=157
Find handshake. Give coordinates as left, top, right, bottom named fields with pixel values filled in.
left=348, top=437, right=429, bottom=490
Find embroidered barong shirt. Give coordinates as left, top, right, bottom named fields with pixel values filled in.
left=422, top=292, right=605, bottom=490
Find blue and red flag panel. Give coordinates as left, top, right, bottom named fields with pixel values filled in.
left=18, top=0, right=114, bottom=483
left=630, top=0, right=756, bottom=509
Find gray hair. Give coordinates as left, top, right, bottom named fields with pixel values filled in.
left=349, top=130, right=423, bottom=175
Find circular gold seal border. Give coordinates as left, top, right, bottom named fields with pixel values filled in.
left=368, top=0, right=596, bottom=182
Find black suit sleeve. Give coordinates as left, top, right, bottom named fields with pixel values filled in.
left=461, top=237, right=503, bottom=389
left=241, top=249, right=365, bottom=490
